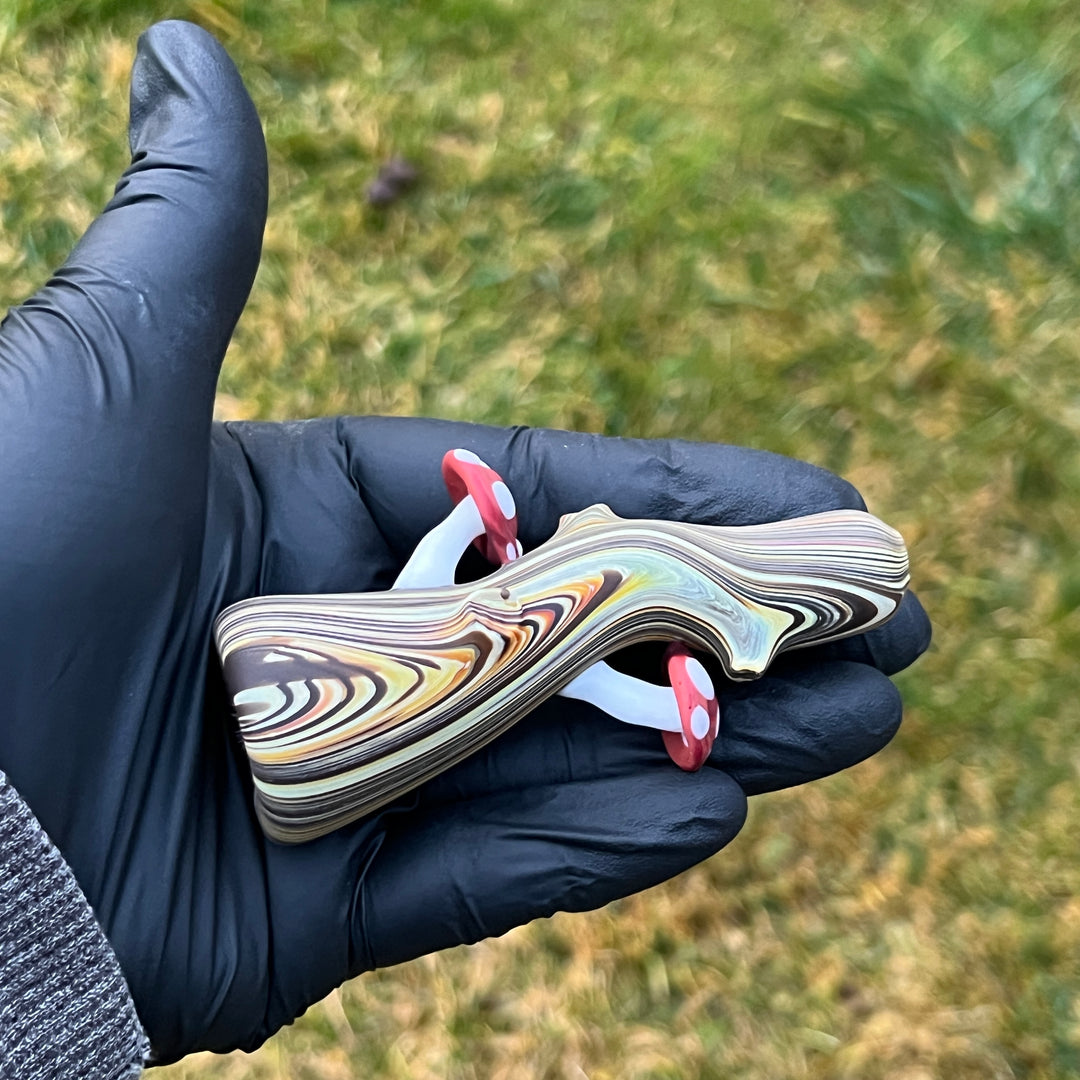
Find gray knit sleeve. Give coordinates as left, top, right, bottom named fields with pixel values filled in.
left=0, top=771, right=149, bottom=1079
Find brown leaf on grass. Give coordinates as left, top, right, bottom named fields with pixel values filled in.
left=366, top=156, right=420, bottom=207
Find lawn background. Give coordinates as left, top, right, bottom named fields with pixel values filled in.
left=2, top=0, right=1080, bottom=1076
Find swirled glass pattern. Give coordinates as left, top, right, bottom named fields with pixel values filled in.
left=214, top=505, right=909, bottom=843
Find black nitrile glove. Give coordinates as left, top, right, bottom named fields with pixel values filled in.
left=0, top=21, right=931, bottom=1065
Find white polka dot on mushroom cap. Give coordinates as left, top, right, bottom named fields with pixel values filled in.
left=492, top=481, right=516, bottom=520
left=690, top=705, right=711, bottom=740
left=685, top=657, right=714, bottom=700
left=452, top=448, right=485, bottom=465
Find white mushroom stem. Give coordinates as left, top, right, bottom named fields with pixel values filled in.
left=559, top=661, right=682, bottom=733
left=393, top=495, right=486, bottom=590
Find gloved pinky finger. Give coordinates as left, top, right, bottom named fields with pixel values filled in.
left=350, top=768, right=746, bottom=973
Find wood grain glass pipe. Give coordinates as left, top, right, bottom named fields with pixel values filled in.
left=214, top=504, right=909, bottom=844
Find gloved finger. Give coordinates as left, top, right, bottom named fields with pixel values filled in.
left=712, top=658, right=902, bottom=795
left=215, top=416, right=930, bottom=676
left=351, top=767, right=746, bottom=971
left=330, top=416, right=869, bottom=553
left=0, top=19, right=266, bottom=424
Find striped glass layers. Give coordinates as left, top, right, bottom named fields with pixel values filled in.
left=214, top=505, right=909, bottom=843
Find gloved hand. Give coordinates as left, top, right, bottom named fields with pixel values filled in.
left=0, top=20, right=930, bottom=1065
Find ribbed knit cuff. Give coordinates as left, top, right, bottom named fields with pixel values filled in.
left=0, top=770, right=150, bottom=1079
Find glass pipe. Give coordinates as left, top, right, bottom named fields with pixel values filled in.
left=214, top=453, right=910, bottom=844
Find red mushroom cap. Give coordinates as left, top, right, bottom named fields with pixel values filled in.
left=441, top=449, right=522, bottom=566
left=661, top=642, right=719, bottom=771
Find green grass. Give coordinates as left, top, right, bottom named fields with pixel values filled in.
left=4, top=0, right=1080, bottom=1076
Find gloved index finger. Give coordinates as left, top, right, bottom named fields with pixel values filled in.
left=502, top=425, right=870, bottom=537
left=334, top=416, right=868, bottom=554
